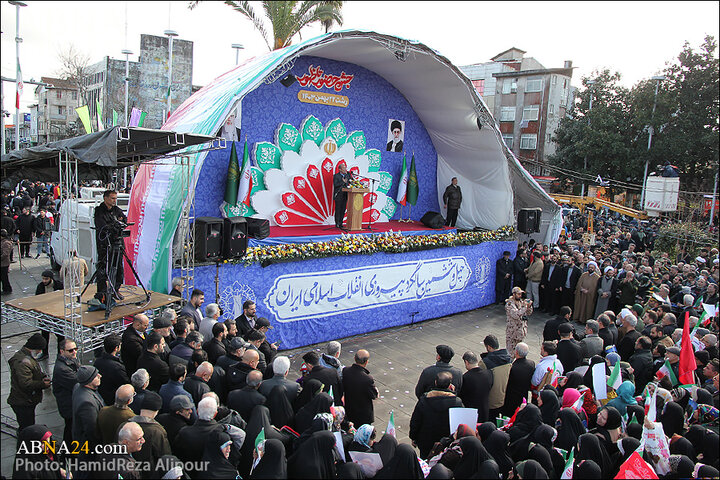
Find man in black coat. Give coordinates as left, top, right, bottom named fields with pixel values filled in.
left=496, top=251, right=513, bottom=304
left=458, top=351, right=493, bottom=423
left=52, top=338, right=79, bottom=442
left=556, top=323, right=583, bottom=373
left=409, top=371, right=465, bottom=459
left=543, top=306, right=572, bottom=342
left=173, top=398, right=225, bottom=477
left=303, top=350, right=343, bottom=405
left=226, top=370, right=266, bottom=421
left=156, top=395, right=193, bottom=453
left=618, top=313, right=642, bottom=362
left=258, top=355, right=301, bottom=404
left=93, top=190, right=127, bottom=302
left=342, top=349, right=379, bottom=427
left=72, top=366, right=105, bottom=450
left=243, top=317, right=278, bottom=377
left=95, top=334, right=131, bottom=406
left=35, top=270, right=65, bottom=360
left=540, top=253, right=564, bottom=314
left=513, top=249, right=529, bottom=290
left=183, top=361, right=213, bottom=406
left=333, top=162, right=351, bottom=229
left=122, top=314, right=149, bottom=375
left=15, top=207, right=34, bottom=258
left=628, top=336, right=654, bottom=395
left=136, top=332, right=170, bottom=392
left=442, top=177, right=462, bottom=227
left=415, top=344, right=463, bottom=398
left=234, top=300, right=257, bottom=337
left=501, top=343, right=536, bottom=416
left=216, top=337, right=247, bottom=373
left=560, top=257, right=582, bottom=309
left=226, top=349, right=259, bottom=392
left=202, top=322, right=227, bottom=365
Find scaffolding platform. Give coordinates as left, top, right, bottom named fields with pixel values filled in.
left=2, top=285, right=180, bottom=352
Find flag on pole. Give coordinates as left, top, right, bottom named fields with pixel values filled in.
left=693, top=296, right=702, bottom=309
left=327, top=385, right=335, bottom=406
left=138, top=111, right=147, bottom=127
left=679, top=311, right=697, bottom=386
left=96, top=99, right=104, bottom=130
left=607, top=361, right=622, bottom=391
left=614, top=451, right=659, bottom=479
left=128, top=107, right=142, bottom=127
left=655, top=360, right=679, bottom=386
left=396, top=154, right=408, bottom=206
left=112, top=109, right=119, bottom=127
left=16, top=64, right=23, bottom=109
left=223, top=142, right=240, bottom=206
left=75, top=105, right=93, bottom=134
left=237, top=139, right=253, bottom=207
left=560, top=447, right=574, bottom=479
left=407, top=153, right=419, bottom=206
left=645, top=386, right=658, bottom=422
left=254, top=427, right=265, bottom=453
left=386, top=411, right=396, bottom=438
left=571, top=390, right=585, bottom=412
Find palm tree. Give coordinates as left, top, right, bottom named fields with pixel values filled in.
left=222, top=1, right=344, bottom=51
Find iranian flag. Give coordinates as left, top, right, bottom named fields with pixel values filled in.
left=237, top=139, right=253, bottom=207
left=386, top=411, right=396, bottom=438
left=16, top=64, right=23, bottom=109
left=645, top=387, right=657, bottom=422
left=396, top=153, right=408, bottom=206
left=655, top=360, right=679, bottom=386
left=607, top=361, right=622, bottom=391
left=571, top=390, right=585, bottom=412
left=560, top=447, right=574, bottom=479
left=254, top=427, right=265, bottom=453
left=615, top=451, right=659, bottom=479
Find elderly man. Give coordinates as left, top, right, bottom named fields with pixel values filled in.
left=342, top=349, right=379, bottom=427
left=580, top=320, right=604, bottom=360
left=574, top=261, right=600, bottom=323
left=156, top=395, right=194, bottom=453
left=458, top=351, right=493, bottom=423
left=618, top=313, right=641, bottom=362
left=227, top=349, right=260, bottom=392
left=259, top=356, right=301, bottom=403
left=173, top=397, right=226, bottom=477
left=97, top=384, right=136, bottom=444
left=502, top=343, right=535, bottom=416
left=319, top=340, right=344, bottom=378
left=199, top=303, right=221, bottom=341
left=72, top=365, right=105, bottom=449
left=121, top=391, right=171, bottom=471
left=129, top=369, right=150, bottom=414
left=184, top=361, right=213, bottom=406
left=95, top=422, right=145, bottom=480
left=227, top=370, right=266, bottom=421
left=596, top=268, right=618, bottom=319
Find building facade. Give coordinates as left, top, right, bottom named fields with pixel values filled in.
left=32, top=77, right=80, bottom=144
left=461, top=48, right=576, bottom=173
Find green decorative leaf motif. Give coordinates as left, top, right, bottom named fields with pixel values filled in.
left=365, top=149, right=381, bottom=172
left=253, top=142, right=281, bottom=171
left=346, top=131, right=366, bottom=155
left=376, top=171, right=393, bottom=194
left=276, top=123, right=301, bottom=152
left=381, top=197, right=397, bottom=219
left=300, top=115, right=325, bottom=146
left=223, top=202, right=256, bottom=217
left=325, top=118, right=347, bottom=146
left=250, top=167, right=266, bottom=195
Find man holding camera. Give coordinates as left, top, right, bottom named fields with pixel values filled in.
left=94, top=190, right=127, bottom=303
left=505, top=286, right=534, bottom=354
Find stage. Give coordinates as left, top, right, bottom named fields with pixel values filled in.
left=250, top=220, right=457, bottom=247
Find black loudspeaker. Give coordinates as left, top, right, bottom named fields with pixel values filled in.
left=194, top=217, right=223, bottom=263
left=223, top=217, right=248, bottom=259
left=517, top=208, right=542, bottom=234
left=421, top=211, right=445, bottom=229
left=245, top=217, right=270, bottom=240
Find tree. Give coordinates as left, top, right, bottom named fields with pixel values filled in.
left=213, top=1, right=344, bottom=51
left=56, top=44, right=91, bottom=106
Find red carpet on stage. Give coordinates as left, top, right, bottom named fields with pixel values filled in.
left=268, top=220, right=455, bottom=238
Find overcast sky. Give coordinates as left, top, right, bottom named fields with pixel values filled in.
left=1, top=1, right=718, bottom=112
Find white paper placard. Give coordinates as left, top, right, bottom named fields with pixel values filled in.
left=592, top=362, right=608, bottom=400
left=449, top=407, right=478, bottom=435
left=349, top=451, right=383, bottom=477
left=334, top=431, right=346, bottom=463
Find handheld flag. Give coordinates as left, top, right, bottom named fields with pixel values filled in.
left=614, top=451, right=659, bottom=479
left=386, top=411, right=396, bottom=438
left=571, top=390, right=585, bottom=412
left=655, top=360, right=679, bottom=386
left=678, top=311, right=697, bottom=386
left=327, top=385, right=335, bottom=406
left=396, top=154, right=408, bottom=206
left=16, top=64, right=23, bottom=109
left=407, top=153, right=419, bottom=206
left=237, top=139, right=253, bottom=207
left=607, top=361, right=622, bottom=391
left=223, top=142, right=240, bottom=206
left=560, top=447, right=574, bottom=479
left=254, top=427, right=265, bottom=452
left=646, top=386, right=658, bottom=422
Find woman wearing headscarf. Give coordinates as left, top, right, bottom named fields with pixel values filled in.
left=613, top=437, right=641, bottom=476
left=201, top=430, right=240, bottom=479
left=691, top=404, right=719, bottom=432
left=452, top=436, right=493, bottom=479
left=476, top=459, right=501, bottom=479
left=559, top=371, right=584, bottom=394
left=287, top=430, right=338, bottom=479
left=576, top=433, right=612, bottom=478
left=607, top=380, right=638, bottom=415
left=695, top=464, right=720, bottom=478
left=538, top=389, right=560, bottom=426
left=294, top=392, right=334, bottom=434
left=482, top=430, right=514, bottom=477
left=661, top=401, right=687, bottom=437
left=591, top=405, right=623, bottom=458
left=626, top=404, right=645, bottom=425
left=295, top=413, right=334, bottom=451
left=667, top=454, right=696, bottom=479
left=574, top=459, right=602, bottom=479
left=346, top=423, right=397, bottom=466
left=511, top=459, right=549, bottom=479
left=266, top=384, right=295, bottom=429
left=527, top=442, right=558, bottom=478
left=293, top=378, right=323, bottom=412
left=336, top=462, right=366, bottom=480
left=477, top=422, right=497, bottom=442
left=374, top=443, right=424, bottom=479
left=250, top=438, right=287, bottom=479
left=426, top=463, right=453, bottom=479
left=561, top=387, right=588, bottom=426
left=669, top=435, right=697, bottom=462
left=241, top=405, right=291, bottom=477
left=12, top=425, right=66, bottom=479
left=700, top=430, right=719, bottom=467
left=508, top=404, right=543, bottom=443
left=555, top=408, right=586, bottom=452
left=426, top=423, right=475, bottom=471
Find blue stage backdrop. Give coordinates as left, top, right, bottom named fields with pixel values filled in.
left=175, top=240, right=515, bottom=350
left=193, top=55, right=440, bottom=221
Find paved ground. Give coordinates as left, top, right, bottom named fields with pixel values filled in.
left=0, top=246, right=550, bottom=477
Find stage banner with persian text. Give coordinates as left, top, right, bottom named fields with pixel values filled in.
left=176, top=240, right=514, bottom=349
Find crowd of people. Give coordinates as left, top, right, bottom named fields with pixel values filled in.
left=5, top=205, right=720, bottom=479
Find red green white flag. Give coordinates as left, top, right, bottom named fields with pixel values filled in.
left=561, top=447, right=574, bottom=479
left=655, top=360, right=679, bottom=386
left=237, top=139, right=253, bottom=207
left=396, top=154, right=408, bottom=206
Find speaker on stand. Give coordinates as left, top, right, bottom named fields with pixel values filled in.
left=194, top=217, right=223, bottom=263
left=223, top=217, right=248, bottom=259
left=245, top=217, right=270, bottom=240
left=517, top=208, right=542, bottom=234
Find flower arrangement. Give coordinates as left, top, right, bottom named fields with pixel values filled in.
left=231, top=225, right=515, bottom=267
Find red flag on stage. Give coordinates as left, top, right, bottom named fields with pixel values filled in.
left=678, top=311, right=697, bottom=386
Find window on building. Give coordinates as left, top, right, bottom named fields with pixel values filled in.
left=526, top=77, right=543, bottom=93
left=57, top=106, right=65, bottom=115
left=520, top=134, right=537, bottom=150
left=549, top=104, right=555, bottom=115
left=502, top=134, right=514, bottom=148
left=547, top=134, right=552, bottom=143
left=522, top=105, right=540, bottom=122
left=563, top=78, right=568, bottom=89
left=472, top=79, right=485, bottom=97
left=502, top=79, right=518, bottom=94
left=72, top=91, right=78, bottom=101
left=552, top=75, right=557, bottom=85
left=56, top=90, right=62, bottom=100
left=500, top=107, right=516, bottom=122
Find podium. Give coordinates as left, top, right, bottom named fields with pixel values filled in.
left=342, top=187, right=369, bottom=231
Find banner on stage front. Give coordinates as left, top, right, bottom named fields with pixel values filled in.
left=265, top=256, right=472, bottom=321
left=297, top=90, right=349, bottom=107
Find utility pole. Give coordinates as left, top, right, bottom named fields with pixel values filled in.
left=580, top=79, right=595, bottom=197
left=10, top=1, right=27, bottom=151
left=164, top=29, right=178, bottom=121
left=640, top=75, right=666, bottom=208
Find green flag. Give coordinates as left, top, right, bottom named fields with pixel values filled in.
left=138, top=111, right=147, bottom=127
left=561, top=447, right=574, bottom=479
left=607, top=361, right=622, bottom=390
left=75, top=105, right=93, bottom=134
left=407, top=153, right=418, bottom=206
left=224, top=142, right=240, bottom=206
left=95, top=99, right=104, bottom=130
left=112, top=109, right=119, bottom=127
left=254, top=427, right=265, bottom=450
left=386, top=411, right=396, bottom=438
left=327, top=385, right=334, bottom=405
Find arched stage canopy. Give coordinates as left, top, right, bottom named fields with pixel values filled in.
left=128, top=30, right=561, bottom=292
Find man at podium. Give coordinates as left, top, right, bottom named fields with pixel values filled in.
left=333, top=163, right=351, bottom=228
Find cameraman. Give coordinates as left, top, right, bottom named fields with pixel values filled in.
left=94, top=189, right=127, bottom=302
